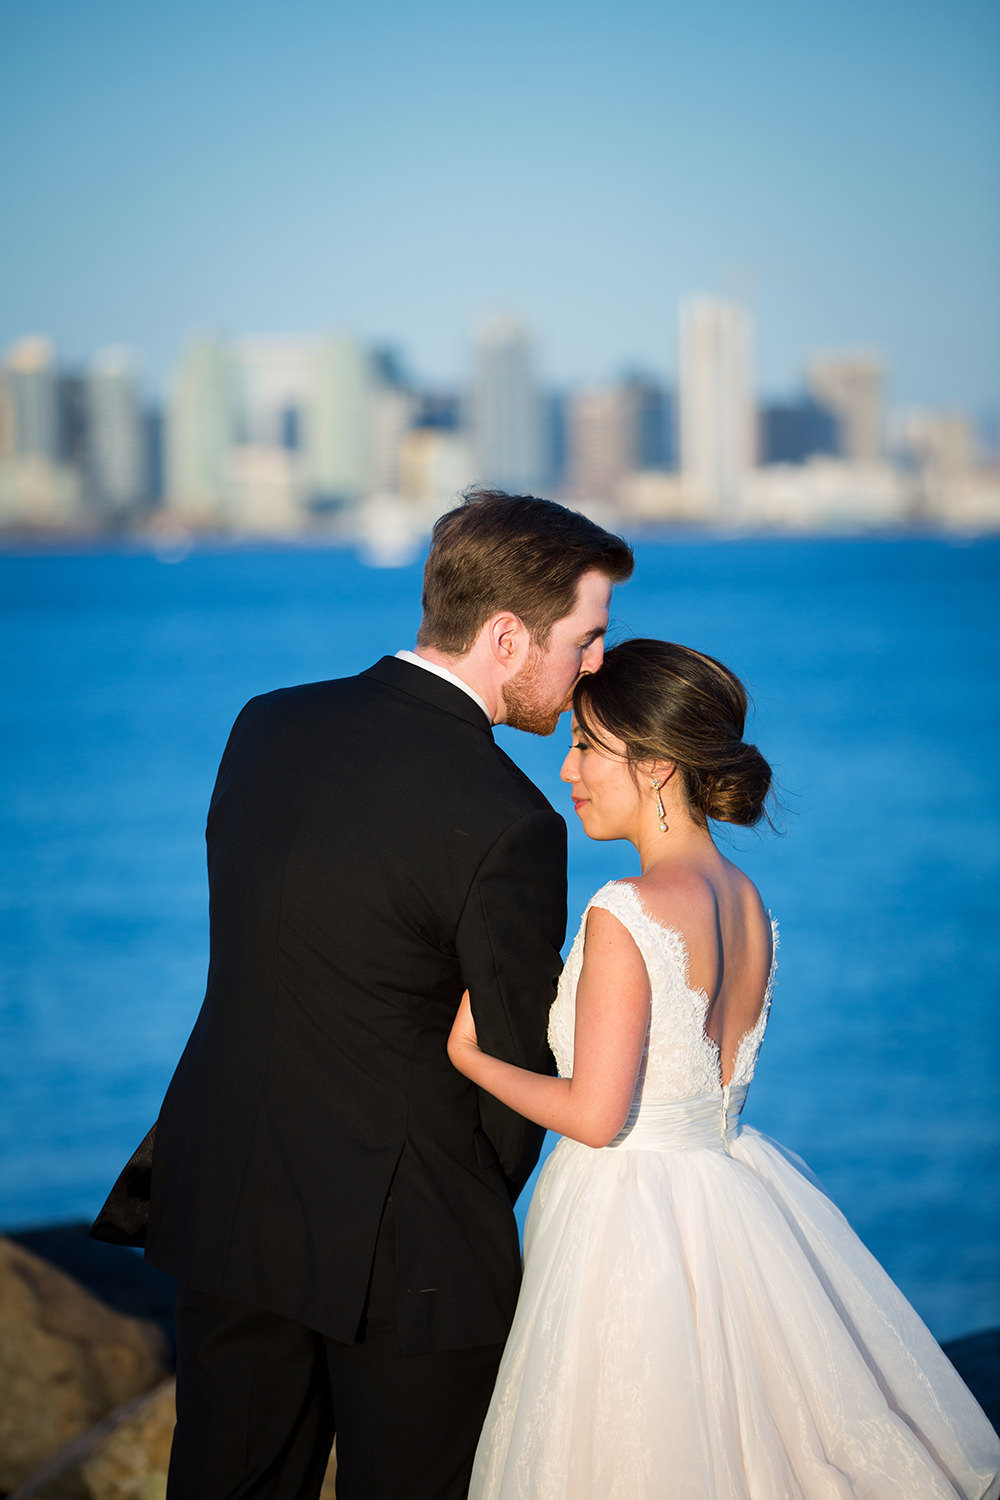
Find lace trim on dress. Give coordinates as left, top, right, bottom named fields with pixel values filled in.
left=548, top=879, right=777, bottom=1099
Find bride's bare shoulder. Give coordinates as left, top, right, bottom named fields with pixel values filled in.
left=719, top=856, right=773, bottom=944
left=630, top=858, right=771, bottom=965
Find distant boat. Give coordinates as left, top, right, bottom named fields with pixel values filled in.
left=353, top=493, right=426, bottom=568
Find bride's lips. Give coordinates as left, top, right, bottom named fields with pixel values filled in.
left=571, top=797, right=589, bottom=816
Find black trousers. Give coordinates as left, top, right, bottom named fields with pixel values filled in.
left=166, top=1204, right=505, bottom=1500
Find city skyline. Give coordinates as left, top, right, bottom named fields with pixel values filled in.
left=1, top=0, right=997, bottom=421
left=3, top=299, right=996, bottom=539
left=0, top=303, right=988, bottom=436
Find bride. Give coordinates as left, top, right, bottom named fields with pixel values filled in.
left=448, top=639, right=999, bottom=1500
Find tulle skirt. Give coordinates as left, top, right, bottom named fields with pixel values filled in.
left=469, top=1122, right=1000, bottom=1500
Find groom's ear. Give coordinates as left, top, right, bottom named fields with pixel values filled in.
left=487, top=611, right=528, bottom=668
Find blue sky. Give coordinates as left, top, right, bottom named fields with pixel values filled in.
left=2, top=0, right=997, bottom=418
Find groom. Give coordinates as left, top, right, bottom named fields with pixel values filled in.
left=130, top=490, right=632, bottom=1500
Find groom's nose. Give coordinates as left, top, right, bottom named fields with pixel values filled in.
left=581, top=637, right=605, bottom=675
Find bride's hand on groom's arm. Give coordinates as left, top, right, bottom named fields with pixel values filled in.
left=447, top=990, right=480, bottom=1074
left=446, top=909, right=651, bottom=1150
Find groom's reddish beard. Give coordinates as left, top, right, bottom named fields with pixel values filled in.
left=502, top=645, right=568, bottom=737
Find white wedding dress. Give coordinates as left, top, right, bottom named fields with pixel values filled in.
left=470, top=881, right=1000, bottom=1500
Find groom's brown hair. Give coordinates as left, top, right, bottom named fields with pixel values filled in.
left=417, top=488, right=633, bottom=657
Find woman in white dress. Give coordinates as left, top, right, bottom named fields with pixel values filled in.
left=448, top=639, right=999, bottom=1500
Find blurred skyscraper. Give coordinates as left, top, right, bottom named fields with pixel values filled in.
left=0, top=377, right=13, bottom=462
left=57, top=374, right=88, bottom=472
left=86, top=347, right=147, bottom=520
left=806, top=354, right=885, bottom=464
left=398, top=427, right=472, bottom=510
left=367, top=346, right=418, bottom=497
left=5, top=337, right=58, bottom=459
left=760, top=395, right=839, bottom=465
left=370, top=384, right=418, bottom=496
left=301, top=337, right=374, bottom=509
left=542, top=392, right=569, bottom=491
left=624, top=372, right=673, bottom=470
left=470, top=315, right=543, bottom=493
left=894, top=409, right=979, bottom=522
left=566, top=385, right=635, bottom=500
left=0, top=338, right=82, bottom=525
left=165, top=337, right=236, bottom=523
left=678, top=299, right=756, bottom=518
left=233, top=340, right=311, bottom=448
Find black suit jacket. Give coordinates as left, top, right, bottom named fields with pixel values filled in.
left=141, top=657, right=566, bottom=1353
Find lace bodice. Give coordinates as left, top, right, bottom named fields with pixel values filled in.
left=547, top=880, right=777, bottom=1102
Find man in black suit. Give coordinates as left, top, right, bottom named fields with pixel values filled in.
left=118, top=491, right=632, bottom=1498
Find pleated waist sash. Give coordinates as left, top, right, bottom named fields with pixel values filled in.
left=609, top=1085, right=749, bottom=1154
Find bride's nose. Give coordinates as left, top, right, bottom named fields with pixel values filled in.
left=560, top=749, right=579, bottom=783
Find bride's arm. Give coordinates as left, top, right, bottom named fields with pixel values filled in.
left=448, top=906, right=650, bottom=1149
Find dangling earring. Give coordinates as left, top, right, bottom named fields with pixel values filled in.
left=651, top=778, right=667, bottom=833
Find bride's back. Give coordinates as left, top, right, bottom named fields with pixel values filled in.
left=634, top=854, right=773, bottom=1088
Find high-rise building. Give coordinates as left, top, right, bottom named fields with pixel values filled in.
left=806, top=354, right=884, bottom=465
left=233, top=339, right=312, bottom=448
left=165, top=337, right=236, bottom=523
left=413, top=391, right=461, bottom=431
left=469, top=314, right=543, bottom=494
left=542, top=392, right=569, bottom=491
left=896, top=410, right=977, bottom=477
left=145, top=407, right=164, bottom=506
left=301, top=337, right=374, bottom=508
left=56, top=375, right=88, bottom=471
left=0, top=376, right=14, bottom=462
left=370, top=385, right=417, bottom=495
left=367, top=347, right=418, bottom=496
left=5, top=336, right=58, bottom=459
left=0, top=338, right=83, bottom=527
left=760, top=395, right=839, bottom=466
left=623, top=372, right=673, bottom=470
left=86, top=347, right=147, bottom=519
left=678, top=299, right=756, bottom=518
left=398, top=427, right=472, bottom=509
left=565, top=385, right=635, bottom=501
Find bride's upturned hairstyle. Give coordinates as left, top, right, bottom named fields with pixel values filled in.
left=573, top=639, right=773, bottom=828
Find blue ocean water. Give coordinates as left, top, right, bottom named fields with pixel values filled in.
left=0, top=535, right=997, bottom=1342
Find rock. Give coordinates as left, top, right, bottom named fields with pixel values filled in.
left=77, top=1384, right=337, bottom=1500
left=80, top=1382, right=175, bottom=1500
left=0, top=1236, right=169, bottom=1495
left=79, top=1384, right=336, bottom=1500
left=5, top=1384, right=174, bottom=1500
left=7, top=1223, right=177, bottom=1354
left=7, top=1381, right=336, bottom=1500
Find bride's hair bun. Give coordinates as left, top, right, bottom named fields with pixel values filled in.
left=573, top=639, right=773, bottom=829
left=689, top=741, right=772, bottom=827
